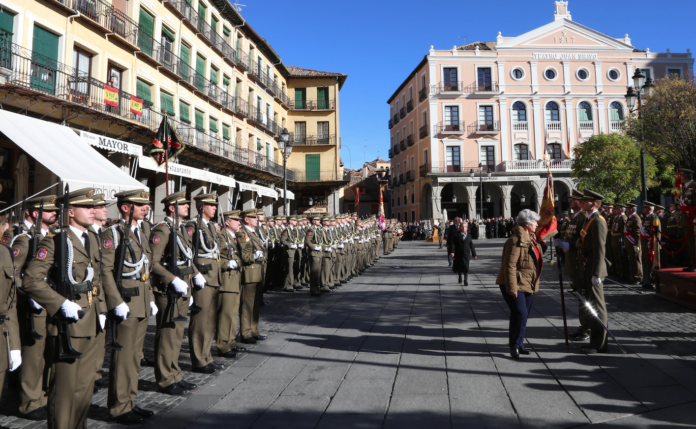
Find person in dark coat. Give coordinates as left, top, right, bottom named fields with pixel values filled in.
left=450, top=223, right=477, bottom=285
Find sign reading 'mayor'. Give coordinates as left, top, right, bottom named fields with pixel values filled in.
left=532, top=53, right=598, bottom=60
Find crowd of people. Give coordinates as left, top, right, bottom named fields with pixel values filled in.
left=0, top=189, right=404, bottom=428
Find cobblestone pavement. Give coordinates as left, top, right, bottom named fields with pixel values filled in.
left=1, top=239, right=695, bottom=428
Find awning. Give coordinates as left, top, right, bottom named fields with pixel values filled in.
left=237, top=181, right=278, bottom=199
left=277, top=188, right=295, bottom=200
left=0, top=110, right=146, bottom=196
left=138, top=156, right=236, bottom=188
left=77, top=130, right=144, bottom=157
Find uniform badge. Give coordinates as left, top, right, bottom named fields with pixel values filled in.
left=12, top=249, right=19, bottom=257
left=153, top=237, right=160, bottom=244
left=37, top=249, right=47, bottom=259
left=142, top=272, right=149, bottom=282
left=0, top=237, right=6, bottom=244
left=187, top=229, right=193, bottom=236
left=104, top=240, right=112, bottom=249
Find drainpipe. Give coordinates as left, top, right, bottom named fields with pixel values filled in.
left=65, top=10, right=81, bottom=68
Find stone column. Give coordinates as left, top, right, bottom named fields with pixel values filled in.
left=218, top=186, right=232, bottom=212
left=432, top=185, right=444, bottom=220
left=241, top=191, right=255, bottom=210
left=500, top=184, right=514, bottom=218
left=465, top=185, right=479, bottom=220
left=532, top=97, right=542, bottom=158
left=261, top=196, right=273, bottom=217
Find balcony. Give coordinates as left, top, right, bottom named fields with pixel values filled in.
left=220, top=91, right=236, bottom=112
left=512, top=121, right=528, bottom=131
left=290, top=99, right=336, bottom=110
left=399, top=139, right=406, bottom=151
left=235, top=49, right=249, bottom=71
left=420, top=124, right=428, bottom=138
left=234, top=96, right=249, bottom=118
left=400, top=107, right=406, bottom=119
left=247, top=105, right=277, bottom=135
left=546, top=121, right=562, bottom=132
left=428, top=162, right=492, bottom=174
left=399, top=174, right=404, bottom=184
left=419, top=163, right=430, bottom=176
left=436, top=121, right=464, bottom=134
left=431, top=81, right=463, bottom=95
left=388, top=118, right=393, bottom=129
left=393, top=113, right=400, bottom=125
left=468, top=120, right=500, bottom=135
left=289, top=133, right=337, bottom=146
left=248, top=63, right=266, bottom=87
left=406, top=170, right=415, bottom=182
left=221, top=42, right=236, bottom=67
left=407, top=134, right=414, bottom=146
left=578, top=121, right=594, bottom=132
left=464, top=80, right=499, bottom=94
left=393, top=144, right=400, bottom=155
left=388, top=148, right=394, bottom=158
left=419, top=87, right=427, bottom=102
left=407, top=99, right=414, bottom=112
left=497, top=159, right=574, bottom=172
left=293, top=170, right=348, bottom=182
left=72, top=0, right=139, bottom=48
left=610, top=120, right=624, bottom=132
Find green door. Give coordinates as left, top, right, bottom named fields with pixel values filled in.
left=180, top=44, right=190, bottom=80
left=0, top=9, right=14, bottom=68
left=294, top=88, right=305, bottom=109
left=138, top=8, right=154, bottom=56
left=317, top=87, right=328, bottom=109
left=305, top=155, right=320, bottom=181
left=31, top=26, right=59, bottom=94
left=195, top=54, right=205, bottom=92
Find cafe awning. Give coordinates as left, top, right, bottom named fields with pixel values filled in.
left=237, top=181, right=279, bottom=199
left=138, top=156, right=236, bottom=188
left=0, top=110, right=146, bottom=196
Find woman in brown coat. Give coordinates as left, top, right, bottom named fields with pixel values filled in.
left=495, top=209, right=547, bottom=359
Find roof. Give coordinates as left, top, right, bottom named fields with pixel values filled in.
left=286, top=66, right=348, bottom=90
left=457, top=41, right=495, bottom=51
left=387, top=55, right=428, bottom=104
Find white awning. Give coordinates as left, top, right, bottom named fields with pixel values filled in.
left=237, top=181, right=278, bottom=199
left=138, top=156, right=236, bottom=188
left=77, top=130, right=144, bottom=157
left=0, top=110, right=146, bottom=197
left=277, top=188, right=295, bottom=200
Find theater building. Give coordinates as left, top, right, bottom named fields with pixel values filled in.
left=387, top=1, right=693, bottom=222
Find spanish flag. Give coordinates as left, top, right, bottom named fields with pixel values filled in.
left=535, top=172, right=558, bottom=240
left=104, top=85, right=119, bottom=107
left=130, top=96, right=143, bottom=116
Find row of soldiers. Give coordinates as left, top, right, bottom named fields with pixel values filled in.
left=0, top=188, right=403, bottom=428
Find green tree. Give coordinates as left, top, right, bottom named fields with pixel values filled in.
left=571, top=133, right=658, bottom=204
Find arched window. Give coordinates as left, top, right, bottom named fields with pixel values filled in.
left=578, top=102, right=593, bottom=121
left=512, top=102, right=526, bottom=122
left=548, top=143, right=562, bottom=160
left=514, top=144, right=529, bottom=161
left=545, top=102, right=560, bottom=122
left=609, top=102, right=624, bottom=121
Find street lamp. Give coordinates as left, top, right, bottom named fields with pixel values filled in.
left=479, top=163, right=484, bottom=218
left=625, top=69, right=654, bottom=204
left=452, top=195, right=457, bottom=203
left=520, top=192, right=526, bottom=203
left=278, top=128, right=293, bottom=215
left=308, top=196, right=314, bottom=207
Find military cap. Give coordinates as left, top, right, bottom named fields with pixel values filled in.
left=654, top=204, right=665, bottom=210
left=669, top=202, right=678, bottom=207
left=625, top=203, right=637, bottom=208
left=194, top=192, right=218, bottom=205
left=642, top=201, right=654, bottom=207
left=92, top=193, right=107, bottom=207
left=570, top=189, right=584, bottom=200
left=321, top=216, right=331, bottom=222
left=351, top=212, right=357, bottom=217
left=223, top=210, right=241, bottom=220
left=681, top=168, right=693, bottom=174
left=614, top=204, right=625, bottom=208
left=161, top=190, right=187, bottom=205
left=115, top=189, right=151, bottom=204
left=241, top=209, right=257, bottom=218
left=256, top=209, right=264, bottom=215
left=582, top=189, right=605, bottom=201
left=67, top=187, right=97, bottom=206
left=26, top=195, right=59, bottom=211
left=604, top=203, right=614, bottom=208
left=307, top=213, right=320, bottom=220
left=561, top=211, right=568, bottom=215
left=260, top=220, right=267, bottom=225
left=289, top=215, right=297, bottom=221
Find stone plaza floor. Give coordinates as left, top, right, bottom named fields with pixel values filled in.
left=1, top=239, right=695, bottom=428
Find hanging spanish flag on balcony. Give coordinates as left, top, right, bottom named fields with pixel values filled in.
left=130, top=96, right=143, bottom=116
left=150, top=114, right=185, bottom=167
left=535, top=159, right=558, bottom=241
left=104, top=85, right=119, bottom=107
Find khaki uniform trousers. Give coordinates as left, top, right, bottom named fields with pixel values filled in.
left=309, top=255, right=323, bottom=294
left=154, top=293, right=190, bottom=389
left=283, top=251, right=295, bottom=290
left=107, top=316, right=148, bottom=417
left=47, top=335, right=100, bottom=429
left=293, top=250, right=302, bottom=287
left=189, top=286, right=219, bottom=368
left=19, top=312, right=48, bottom=414
left=583, top=275, right=608, bottom=351
left=640, top=238, right=659, bottom=285
left=216, top=290, right=240, bottom=353
left=321, top=253, right=333, bottom=290
left=610, top=236, right=628, bottom=280
left=565, top=251, right=590, bottom=337
left=626, top=241, right=643, bottom=282
left=240, top=281, right=261, bottom=340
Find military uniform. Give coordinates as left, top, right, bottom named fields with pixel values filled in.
left=237, top=210, right=266, bottom=343
left=281, top=217, right=300, bottom=292
left=664, top=205, right=683, bottom=266
left=679, top=170, right=696, bottom=270
left=559, top=190, right=589, bottom=337
left=640, top=202, right=660, bottom=287
left=216, top=211, right=244, bottom=356
left=0, top=233, right=20, bottom=403
left=624, top=204, right=642, bottom=284
left=610, top=206, right=629, bottom=281
left=603, top=205, right=615, bottom=273
left=304, top=217, right=323, bottom=296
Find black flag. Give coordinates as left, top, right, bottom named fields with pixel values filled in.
left=150, top=114, right=185, bottom=167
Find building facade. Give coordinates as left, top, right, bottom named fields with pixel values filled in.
left=387, top=1, right=694, bottom=223
left=0, top=0, right=346, bottom=219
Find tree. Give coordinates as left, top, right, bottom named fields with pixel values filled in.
left=571, top=133, right=658, bottom=204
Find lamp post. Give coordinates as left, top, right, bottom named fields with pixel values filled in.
left=479, top=163, right=484, bottom=218
left=625, top=70, right=655, bottom=205
left=277, top=128, right=293, bottom=215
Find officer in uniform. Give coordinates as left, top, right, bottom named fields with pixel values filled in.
left=10, top=196, right=57, bottom=420
left=320, top=216, right=334, bottom=289
left=23, top=188, right=104, bottom=429
left=664, top=203, right=682, bottom=266
left=610, top=204, right=629, bottom=281
left=101, top=190, right=156, bottom=424
left=640, top=202, right=660, bottom=289
left=624, top=203, right=642, bottom=285
left=216, top=210, right=246, bottom=358
left=237, top=210, right=267, bottom=344
left=186, top=193, right=222, bottom=374
left=304, top=215, right=323, bottom=296
left=556, top=211, right=569, bottom=264
left=0, top=218, right=21, bottom=403
left=603, top=204, right=615, bottom=273
left=90, top=194, right=110, bottom=394
left=150, top=191, right=200, bottom=395
left=281, top=216, right=299, bottom=293
left=679, top=168, right=696, bottom=271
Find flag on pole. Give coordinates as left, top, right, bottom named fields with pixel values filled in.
left=567, top=126, right=571, bottom=156
left=535, top=171, right=558, bottom=240
left=355, top=186, right=360, bottom=216
left=378, top=188, right=386, bottom=230
left=150, top=114, right=185, bottom=167
left=675, top=166, right=682, bottom=200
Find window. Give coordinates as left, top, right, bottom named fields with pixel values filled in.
left=180, top=44, right=190, bottom=79
left=548, top=143, right=562, bottom=160
left=511, top=68, right=524, bottom=80
left=512, top=102, right=526, bottom=122
left=478, top=105, right=494, bottom=130
left=446, top=146, right=460, bottom=172
left=578, top=101, right=593, bottom=121
left=294, top=122, right=306, bottom=144
left=422, top=111, right=427, bottom=127
left=161, top=26, right=175, bottom=66
left=545, top=102, right=560, bottom=122
left=194, top=109, right=204, bottom=130
left=223, top=27, right=231, bottom=43
left=638, top=68, right=651, bottom=92
left=444, top=106, right=459, bottom=131
left=31, top=26, right=59, bottom=93
left=577, top=68, right=589, bottom=81
left=211, top=15, right=218, bottom=33
left=160, top=92, right=175, bottom=115
left=544, top=68, right=557, bottom=80
left=514, top=144, right=529, bottom=161
left=222, top=124, right=230, bottom=142
left=305, top=154, right=320, bottom=181
left=610, top=102, right=624, bottom=121
left=72, top=47, right=92, bottom=97
left=608, top=69, right=620, bottom=81
left=668, top=68, right=681, bottom=79
left=197, top=2, right=207, bottom=33
left=179, top=101, right=190, bottom=123
left=106, top=64, right=122, bottom=112
left=421, top=74, right=426, bottom=91
left=210, top=66, right=218, bottom=85
left=409, top=87, right=413, bottom=101
left=136, top=78, right=152, bottom=104
left=195, top=54, right=206, bottom=92
left=480, top=146, right=495, bottom=171
left=138, top=8, right=155, bottom=56
left=209, top=117, right=218, bottom=134
left=317, top=87, right=329, bottom=109
left=317, top=122, right=329, bottom=144
left=294, top=88, right=306, bottom=109
left=443, top=68, right=458, bottom=91
left=477, top=67, right=492, bottom=91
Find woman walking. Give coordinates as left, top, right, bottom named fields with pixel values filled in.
left=495, top=209, right=546, bottom=359
left=450, top=222, right=477, bottom=285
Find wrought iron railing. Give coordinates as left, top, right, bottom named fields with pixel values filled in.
left=419, top=124, right=428, bottom=138
left=400, top=107, right=406, bottom=119
left=464, top=80, right=499, bottom=93
left=432, top=81, right=463, bottom=93
left=290, top=99, right=335, bottom=110
left=399, top=139, right=406, bottom=151
left=436, top=121, right=464, bottom=134
left=407, top=134, right=414, bottom=146
left=468, top=120, right=500, bottom=134
left=293, top=170, right=345, bottom=182
left=419, top=86, right=427, bottom=101
left=407, top=99, right=414, bottom=112
left=289, top=133, right=336, bottom=146
left=388, top=118, right=393, bottom=129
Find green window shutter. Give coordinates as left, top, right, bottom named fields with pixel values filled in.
left=160, top=92, right=175, bottom=115
left=180, top=44, right=190, bottom=65
left=196, top=54, right=205, bottom=75
left=211, top=16, right=218, bottom=32
left=139, top=8, right=154, bottom=35
left=317, top=87, right=328, bottom=109
left=210, top=68, right=218, bottom=85
left=223, top=27, right=230, bottom=37
left=223, top=76, right=230, bottom=88
left=179, top=101, right=190, bottom=123
left=222, top=125, right=230, bottom=140
left=32, top=26, right=59, bottom=67
left=136, top=79, right=152, bottom=104
left=0, top=9, right=14, bottom=34
left=198, top=3, right=206, bottom=19
left=294, top=88, right=305, bottom=109
left=162, top=26, right=176, bottom=43
left=266, top=143, right=270, bottom=158
left=195, top=109, right=204, bottom=130
left=209, top=117, right=218, bottom=133
left=305, top=155, right=320, bottom=181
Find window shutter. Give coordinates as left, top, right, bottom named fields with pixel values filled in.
left=139, top=8, right=154, bottom=35
left=305, top=155, right=320, bottom=181
left=136, top=79, right=152, bottom=104
left=195, top=110, right=204, bottom=130
left=180, top=44, right=190, bottom=65
left=211, top=16, right=218, bottom=32
left=222, top=124, right=230, bottom=140
left=317, top=87, right=328, bottom=109
left=223, top=76, right=230, bottom=87
left=223, top=27, right=230, bottom=37
left=161, top=26, right=175, bottom=42
left=196, top=54, right=205, bottom=75
left=209, top=117, right=218, bottom=133
left=160, top=92, right=175, bottom=115
left=0, top=9, right=14, bottom=34
left=179, top=101, right=190, bottom=123
left=294, top=88, right=305, bottom=109
left=210, top=68, right=218, bottom=85
left=32, top=26, right=59, bottom=67
left=198, top=3, right=206, bottom=19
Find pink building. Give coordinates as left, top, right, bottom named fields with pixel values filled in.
left=387, top=1, right=694, bottom=222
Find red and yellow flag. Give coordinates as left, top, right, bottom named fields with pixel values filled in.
left=130, top=96, right=143, bottom=116
left=535, top=172, right=558, bottom=240
left=104, top=85, right=119, bottom=107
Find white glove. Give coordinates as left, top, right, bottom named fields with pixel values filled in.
left=170, top=277, right=188, bottom=295
left=591, top=276, right=602, bottom=286
left=227, top=260, right=239, bottom=270
left=560, top=242, right=570, bottom=251
left=114, top=302, right=129, bottom=321
left=553, top=238, right=562, bottom=247
left=150, top=302, right=158, bottom=316
left=9, top=350, right=21, bottom=372
left=299, top=244, right=304, bottom=248
left=314, top=246, right=322, bottom=251
left=29, top=299, right=44, bottom=311
left=339, top=244, right=344, bottom=248
left=189, top=296, right=194, bottom=306
left=254, top=250, right=264, bottom=260
left=332, top=244, right=337, bottom=248
left=194, top=273, right=206, bottom=289
left=290, top=244, right=297, bottom=249
left=325, top=247, right=331, bottom=252
left=60, top=300, right=82, bottom=321
left=98, top=314, right=107, bottom=330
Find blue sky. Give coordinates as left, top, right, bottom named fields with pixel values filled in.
left=239, top=0, right=695, bottom=170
